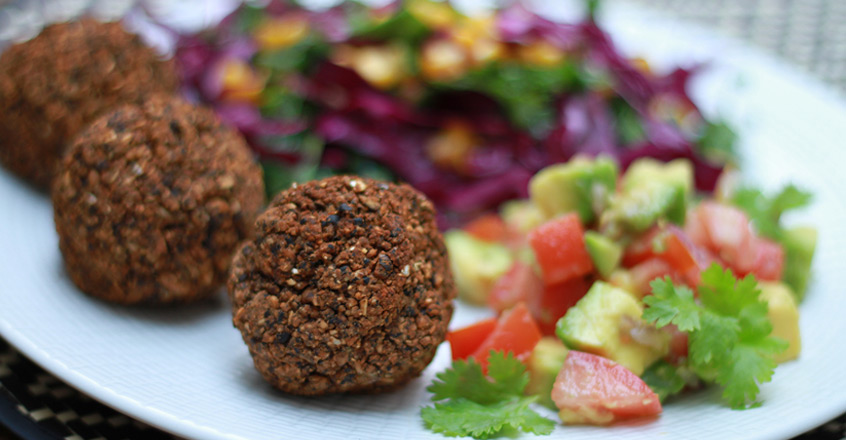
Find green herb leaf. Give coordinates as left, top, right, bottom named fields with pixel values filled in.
left=642, top=264, right=788, bottom=409
left=439, top=62, right=582, bottom=135
left=697, top=120, right=738, bottom=165
left=423, top=352, right=554, bottom=439
left=421, top=397, right=554, bottom=439
left=643, top=277, right=699, bottom=331
left=731, top=185, right=812, bottom=241
left=641, top=360, right=687, bottom=402
left=730, top=184, right=815, bottom=299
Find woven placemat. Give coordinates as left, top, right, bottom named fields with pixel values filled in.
left=2, top=1, right=846, bottom=439
left=626, top=0, right=846, bottom=93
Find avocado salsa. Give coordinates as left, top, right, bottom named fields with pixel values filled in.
left=436, top=155, right=815, bottom=432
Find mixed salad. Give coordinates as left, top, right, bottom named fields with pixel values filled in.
left=434, top=156, right=815, bottom=437
left=170, top=0, right=736, bottom=227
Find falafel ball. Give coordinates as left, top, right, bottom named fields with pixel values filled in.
left=0, top=18, right=178, bottom=189
left=228, top=176, right=456, bottom=395
left=52, top=95, right=264, bottom=305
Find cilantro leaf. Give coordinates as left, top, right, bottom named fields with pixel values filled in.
left=422, top=352, right=554, bottom=439
left=697, top=265, right=759, bottom=317
left=427, top=352, right=527, bottom=405
left=422, top=397, right=554, bottom=439
left=697, top=120, right=738, bottom=165
left=643, top=277, right=700, bottom=331
left=641, top=360, right=687, bottom=402
left=731, top=184, right=812, bottom=241
left=641, top=264, right=788, bottom=409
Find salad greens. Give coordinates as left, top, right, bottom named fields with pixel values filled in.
left=421, top=352, right=555, bottom=438
left=643, top=266, right=788, bottom=408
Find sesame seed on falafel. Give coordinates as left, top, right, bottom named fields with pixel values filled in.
left=52, top=95, right=265, bottom=305
left=228, top=175, right=456, bottom=395
left=0, top=18, right=178, bottom=189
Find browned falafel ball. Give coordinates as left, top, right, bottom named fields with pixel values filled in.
left=0, top=18, right=178, bottom=189
left=228, top=176, right=456, bottom=395
left=52, top=95, right=265, bottom=305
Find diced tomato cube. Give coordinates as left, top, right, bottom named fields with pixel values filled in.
left=744, top=237, right=785, bottom=281
left=696, top=202, right=757, bottom=273
left=535, top=276, right=592, bottom=336
left=446, top=318, right=498, bottom=361
left=624, top=225, right=709, bottom=284
left=552, top=351, right=662, bottom=425
left=463, top=213, right=509, bottom=243
left=487, top=262, right=543, bottom=313
left=629, top=258, right=682, bottom=296
left=622, top=227, right=662, bottom=268
left=529, top=214, right=594, bottom=286
left=469, top=302, right=542, bottom=371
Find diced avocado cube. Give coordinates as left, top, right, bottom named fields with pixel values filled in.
left=584, top=231, right=622, bottom=278
left=608, top=268, right=636, bottom=294
left=526, top=337, right=570, bottom=409
left=500, top=199, right=545, bottom=235
left=621, top=158, right=693, bottom=196
left=781, top=226, right=817, bottom=301
left=529, top=156, right=618, bottom=224
left=444, top=230, right=513, bottom=305
left=602, top=159, right=693, bottom=234
left=759, top=282, right=801, bottom=363
left=555, top=281, right=668, bottom=375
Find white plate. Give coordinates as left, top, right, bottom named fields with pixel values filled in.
left=3, top=2, right=846, bottom=439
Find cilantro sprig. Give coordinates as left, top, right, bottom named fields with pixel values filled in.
left=731, top=184, right=812, bottom=241
left=643, top=265, right=788, bottom=409
left=421, top=352, right=555, bottom=439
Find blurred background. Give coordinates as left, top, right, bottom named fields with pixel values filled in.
left=1, top=0, right=845, bottom=92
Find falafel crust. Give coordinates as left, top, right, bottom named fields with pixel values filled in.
left=228, top=176, right=456, bottom=395
left=52, top=96, right=264, bottom=305
left=0, top=18, right=178, bottom=189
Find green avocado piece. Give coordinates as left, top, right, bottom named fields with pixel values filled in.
left=758, top=282, right=801, bottom=362
left=529, top=156, right=618, bottom=224
left=499, top=199, right=545, bottom=235
left=584, top=231, right=622, bottom=278
left=444, top=230, right=513, bottom=305
left=555, top=281, right=668, bottom=375
left=621, top=158, right=693, bottom=195
left=781, top=226, right=817, bottom=301
left=602, top=158, right=693, bottom=235
left=526, top=337, right=570, bottom=410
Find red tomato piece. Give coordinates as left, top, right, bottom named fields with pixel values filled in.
left=529, top=214, right=594, bottom=286
left=696, top=202, right=757, bottom=274
left=683, top=205, right=709, bottom=246
left=487, top=262, right=543, bottom=313
left=469, top=302, right=542, bottom=371
left=535, top=276, right=592, bottom=336
left=551, top=351, right=662, bottom=425
left=463, top=213, right=509, bottom=243
left=629, top=258, right=683, bottom=296
left=447, top=318, right=498, bottom=361
left=743, top=237, right=785, bottom=281
left=621, top=227, right=662, bottom=268
left=663, top=226, right=698, bottom=273
left=624, top=225, right=709, bottom=284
